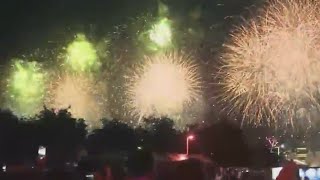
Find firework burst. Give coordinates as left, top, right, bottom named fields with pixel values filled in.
left=218, top=0, right=320, bottom=126
left=5, top=60, right=47, bottom=116
left=148, top=17, right=172, bottom=49
left=46, top=73, right=108, bottom=130
left=65, top=33, right=100, bottom=72
left=126, top=52, right=202, bottom=126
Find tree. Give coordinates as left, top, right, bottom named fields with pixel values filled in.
left=0, top=109, right=19, bottom=164
left=199, top=120, right=250, bottom=166
left=17, top=120, right=40, bottom=165
left=145, top=118, right=181, bottom=153
left=37, top=107, right=87, bottom=168
left=86, top=119, right=136, bottom=154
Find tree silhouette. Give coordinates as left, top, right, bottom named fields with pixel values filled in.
left=134, top=125, right=152, bottom=151
left=145, top=117, right=180, bottom=153
left=0, top=109, right=20, bottom=165
left=17, top=120, right=40, bottom=165
left=199, top=120, right=250, bottom=166
left=36, top=107, right=87, bottom=168
left=86, top=119, right=136, bottom=155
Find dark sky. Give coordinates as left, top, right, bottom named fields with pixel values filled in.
left=0, top=0, right=257, bottom=62
left=0, top=0, right=156, bottom=58
left=0, top=0, right=259, bottom=125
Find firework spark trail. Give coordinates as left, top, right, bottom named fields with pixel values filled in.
left=46, top=73, right=108, bottom=130
left=218, top=0, right=320, bottom=126
left=126, top=52, right=202, bottom=126
left=5, top=60, right=47, bottom=116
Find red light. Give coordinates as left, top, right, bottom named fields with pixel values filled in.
left=169, top=154, right=188, bottom=161
left=187, top=135, right=194, bottom=140
left=177, top=154, right=188, bottom=161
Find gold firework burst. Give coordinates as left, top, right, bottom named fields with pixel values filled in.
left=218, top=0, right=320, bottom=126
left=126, top=52, right=202, bottom=126
left=46, top=73, right=108, bottom=130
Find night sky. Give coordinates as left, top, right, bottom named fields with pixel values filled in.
left=0, top=0, right=257, bottom=61
left=0, top=0, right=262, bottom=126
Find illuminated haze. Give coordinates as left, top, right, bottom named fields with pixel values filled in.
left=46, top=73, right=108, bottom=129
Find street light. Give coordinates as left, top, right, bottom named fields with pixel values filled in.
left=186, top=135, right=195, bottom=155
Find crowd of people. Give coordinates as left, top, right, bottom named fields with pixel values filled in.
left=0, top=157, right=307, bottom=180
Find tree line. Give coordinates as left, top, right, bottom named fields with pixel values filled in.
left=0, top=107, right=279, bottom=168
